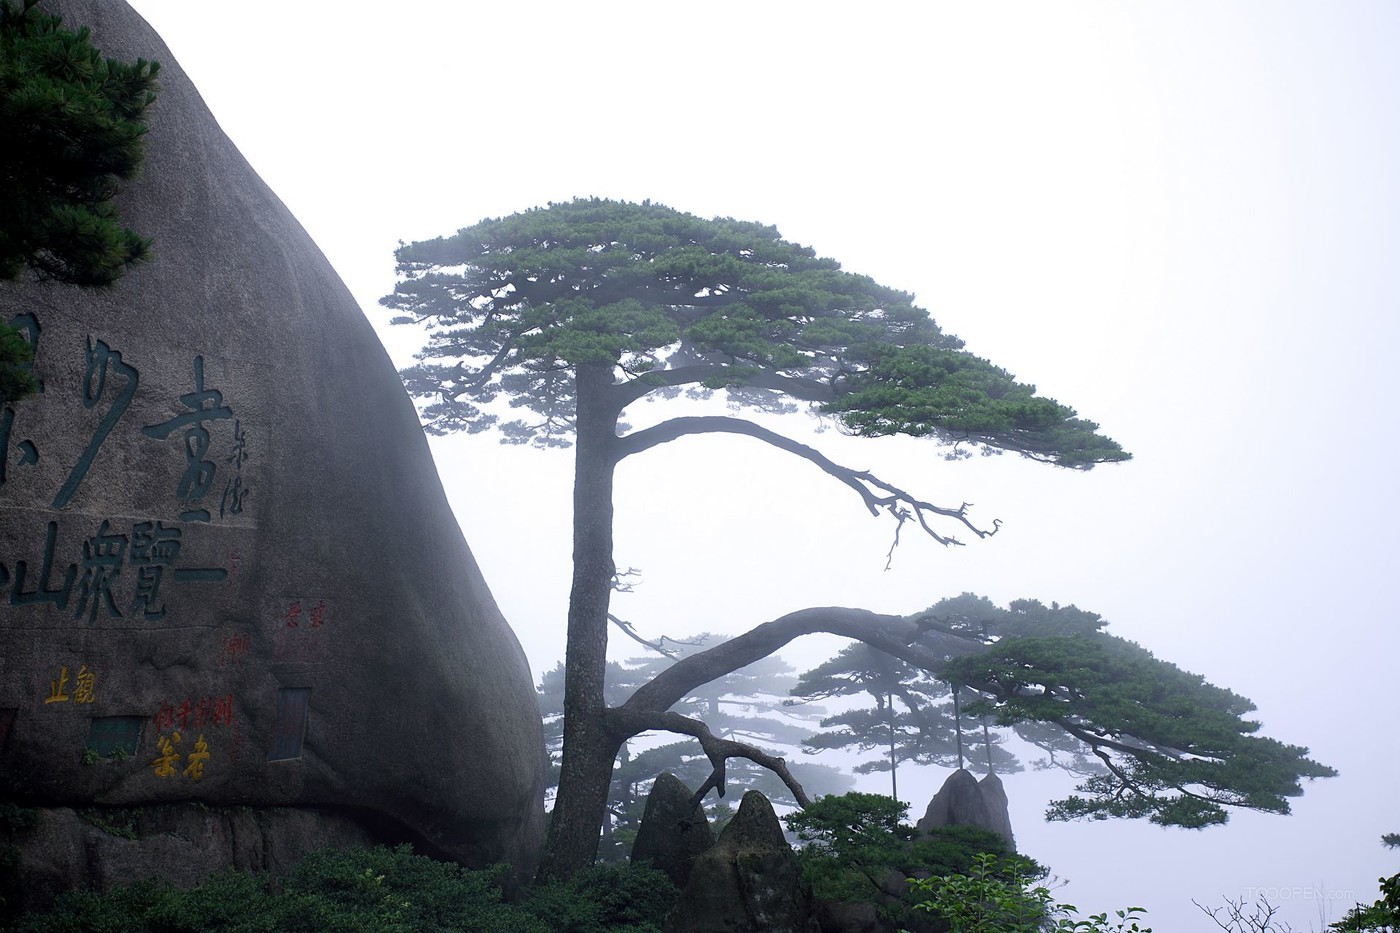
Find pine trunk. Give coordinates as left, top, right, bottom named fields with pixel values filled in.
left=537, top=364, right=625, bottom=881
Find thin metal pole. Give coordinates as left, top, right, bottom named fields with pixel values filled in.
left=953, top=685, right=965, bottom=771
left=888, top=689, right=898, bottom=800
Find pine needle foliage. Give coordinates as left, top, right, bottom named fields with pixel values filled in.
left=0, top=0, right=158, bottom=285
left=942, top=631, right=1337, bottom=828
left=382, top=198, right=1128, bottom=467
left=1, top=0, right=160, bottom=402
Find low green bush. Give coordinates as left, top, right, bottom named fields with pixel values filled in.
left=6, top=845, right=542, bottom=932
left=909, top=851, right=1151, bottom=932
left=522, top=862, right=679, bottom=932
left=3, top=844, right=682, bottom=932
left=785, top=791, right=1039, bottom=931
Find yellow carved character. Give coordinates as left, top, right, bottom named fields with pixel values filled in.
left=152, top=731, right=181, bottom=778
left=183, top=734, right=210, bottom=780
left=43, top=666, right=70, bottom=704
left=73, top=665, right=97, bottom=704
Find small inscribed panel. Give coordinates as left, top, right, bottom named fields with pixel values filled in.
left=268, top=687, right=310, bottom=761
left=86, top=716, right=143, bottom=757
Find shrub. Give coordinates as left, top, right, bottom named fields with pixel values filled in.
left=7, top=845, right=546, bottom=932
left=5, top=844, right=685, bottom=932
left=785, top=791, right=1037, bottom=931
left=522, top=861, right=680, bottom=933
left=909, top=851, right=1151, bottom=933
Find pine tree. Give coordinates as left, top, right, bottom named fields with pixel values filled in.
left=382, top=198, right=1326, bottom=879
left=1, top=0, right=159, bottom=402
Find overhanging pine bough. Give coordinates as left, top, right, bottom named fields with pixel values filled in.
left=381, top=198, right=1133, bottom=879
left=941, top=632, right=1338, bottom=829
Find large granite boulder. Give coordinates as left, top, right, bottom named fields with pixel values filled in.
left=664, top=791, right=818, bottom=933
left=631, top=772, right=714, bottom=888
left=0, top=0, right=545, bottom=905
left=915, top=769, right=1015, bottom=851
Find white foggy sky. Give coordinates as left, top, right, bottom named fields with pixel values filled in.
left=125, top=2, right=1399, bottom=927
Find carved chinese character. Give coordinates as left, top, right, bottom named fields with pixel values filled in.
left=0, top=313, right=42, bottom=492
left=0, top=403, right=39, bottom=493
left=73, top=665, right=96, bottom=704
left=193, top=696, right=212, bottom=729
left=152, top=732, right=181, bottom=778
left=182, top=734, right=210, bottom=780
left=10, top=521, right=76, bottom=610
left=218, top=419, right=251, bottom=518
left=220, top=633, right=250, bottom=665
left=129, top=521, right=181, bottom=621
left=43, top=665, right=70, bottom=704
left=74, top=520, right=127, bottom=623
left=53, top=338, right=140, bottom=509
left=219, top=474, right=249, bottom=517
left=226, top=419, right=248, bottom=468
left=140, top=356, right=232, bottom=523
left=211, top=694, right=233, bottom=727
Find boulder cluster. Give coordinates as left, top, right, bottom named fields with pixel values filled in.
left=640, top=769, right=1016, bottom=933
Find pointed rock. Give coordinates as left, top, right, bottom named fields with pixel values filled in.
left=0, top=0, right=544, bottom=903
left=664, top=791, right=818, bottom=933
left=632, top=772, right=715, bottom=888
left=977, top=772, right=1016, bottom=851
left=915, top=769, right=1015, bottom=852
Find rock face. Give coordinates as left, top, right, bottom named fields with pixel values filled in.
left=811, top=899, right=889, bottom=933
left=915, top=769, right=1016, bottom=851
left=632, top=772, right=714, bottom=888
left=664, top=791, right=818, bottom=933
left=0, top=0, right=545, bottom=905
left=1, top=804, right=378, bottom=913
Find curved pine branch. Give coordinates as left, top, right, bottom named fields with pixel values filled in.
left=603, top=708, right=813, bottom=809
left=614, top=416, right=998, bottom=548
left=619, top=607, right=984, bottom=720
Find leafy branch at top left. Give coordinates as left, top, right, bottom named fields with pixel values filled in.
left=0, top=0, right=160, bottom=401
